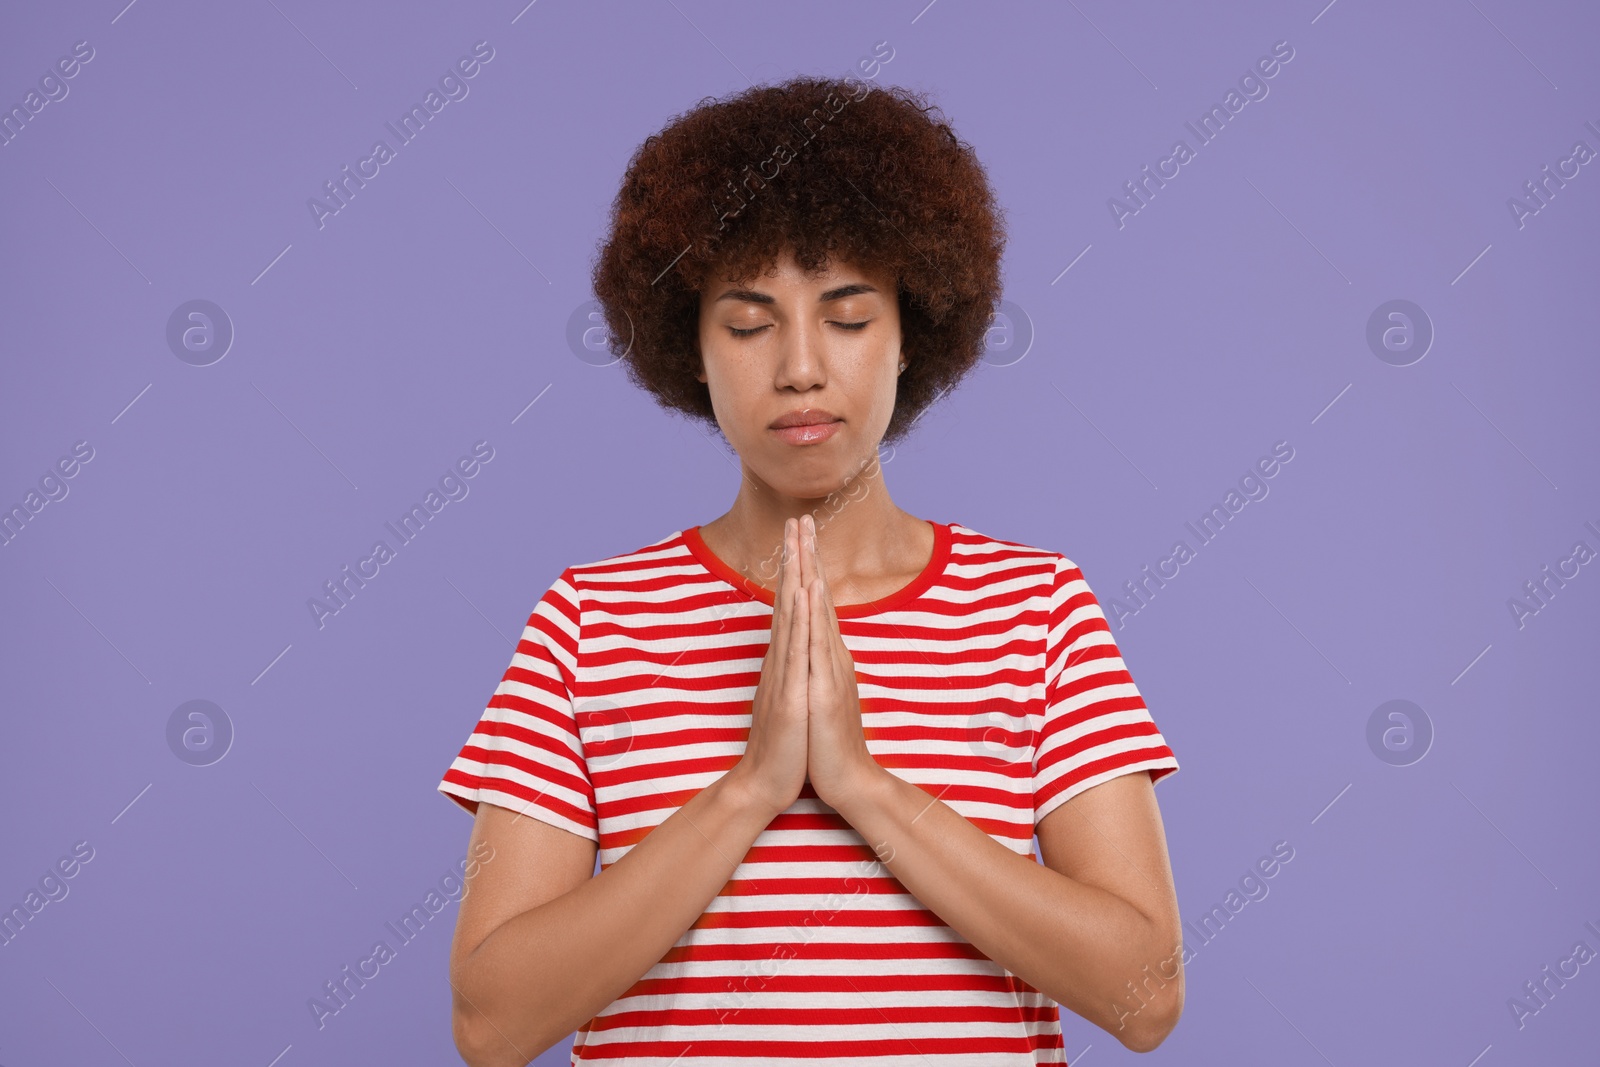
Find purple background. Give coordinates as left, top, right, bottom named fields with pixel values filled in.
left=3, top=1, right=1598, bottom=1064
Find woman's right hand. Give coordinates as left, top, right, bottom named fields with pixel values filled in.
left=727, top=516, right=811, bottom=819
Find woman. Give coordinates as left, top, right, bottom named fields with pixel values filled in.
left=439, top=74, right=1183, bottom=1065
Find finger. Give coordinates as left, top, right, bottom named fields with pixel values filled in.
left=806, top=575, right=844, bottom=700
left=770, top=519, right=795, bottom=675
left=812, top=529, right=839, bottom=634
left=815, top=524, right=845, bottom=675
left=778, top=517, right=794, bottom=605
left=799, top=514, right=815, bottom=609
left=775, top=517, right=792, bottom=605
left=809, top=575, right=831, bottom=688
left=809, top=531, right=843, bottom=661
left=788, top=583, right=809, bottom=705
left=787, top=518, right=804, bottom=637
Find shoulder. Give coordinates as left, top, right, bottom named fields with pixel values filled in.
left=944, top=520, right=1079, bottom=594
left=556, top=526, right=703, bottom=604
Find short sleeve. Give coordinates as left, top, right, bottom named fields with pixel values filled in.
left=437, top=567, right=599, bottom=843
left=1033, top=556, right=1179, bottom=827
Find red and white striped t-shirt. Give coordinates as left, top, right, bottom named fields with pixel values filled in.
left=438, top=519, right=1179, bottom=1065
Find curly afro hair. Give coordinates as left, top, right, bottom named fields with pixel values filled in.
left=589, top=74, right=1007, bottom=447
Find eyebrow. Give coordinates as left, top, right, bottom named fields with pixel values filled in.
left=713, top=282, right=881, bottom=306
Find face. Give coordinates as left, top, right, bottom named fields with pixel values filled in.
left=696, top=247, right=903, bottom=500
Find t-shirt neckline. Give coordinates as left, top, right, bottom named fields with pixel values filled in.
left=681, top=519, right=952, bottom=619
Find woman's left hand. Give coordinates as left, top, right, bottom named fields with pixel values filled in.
left=797, top=514, right=887, bottom=811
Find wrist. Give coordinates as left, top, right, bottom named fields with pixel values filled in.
left=828, top=761, right=893, bottom=822
left=715, top=763, right=787, bottom=823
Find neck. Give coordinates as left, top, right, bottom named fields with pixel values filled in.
left=699, top=453, right=922, bottom=598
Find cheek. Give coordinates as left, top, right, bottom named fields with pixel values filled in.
left=700, top=357, right=760, bottom=432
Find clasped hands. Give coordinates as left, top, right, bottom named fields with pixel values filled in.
left=735, top=513, right=887, bottom=816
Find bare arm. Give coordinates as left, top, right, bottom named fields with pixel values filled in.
left=450, top=518, right=813, bottom=1065
left=830, top=768, right=1184, bottom=1052
left=795, top=513, right=1183, bottom=1050
left=448, top=772, right=780, bottom=1067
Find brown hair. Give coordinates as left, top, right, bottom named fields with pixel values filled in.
left=589, top=74, right=1007, bottom=446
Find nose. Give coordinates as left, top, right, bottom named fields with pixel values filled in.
left=772, top=317, right=827, bottom=392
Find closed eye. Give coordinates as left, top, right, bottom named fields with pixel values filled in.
left=728, top=321, right=870, bottom=338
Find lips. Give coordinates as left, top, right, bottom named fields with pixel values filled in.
left=771, top=420, right=841, bottom=445
left=770, top=408, right=841, bottom=429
